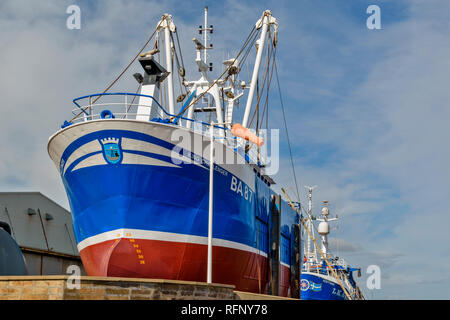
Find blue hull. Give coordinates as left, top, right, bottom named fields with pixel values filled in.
left=60, top=127, right=273, bottom=250
left=48, top=120, right=300, bottom=295
left=301, top=272, right=347, bottom=300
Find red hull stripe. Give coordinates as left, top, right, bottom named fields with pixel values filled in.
left=79, top=237, right=292, bottom=296
left=77, top=228, right=268, bottom=258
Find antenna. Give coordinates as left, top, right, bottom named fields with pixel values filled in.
left=198, top=6, right=214, bottom=68
left=305, top=185, right=317, bottom=216
left=303, top=185, right=319, bottom=268
left=204, top=6, right=208, bottom=63
left=317, top=199, right=338, bottom=259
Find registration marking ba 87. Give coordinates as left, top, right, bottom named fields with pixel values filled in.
left=230, top=176, right=252, bottom=203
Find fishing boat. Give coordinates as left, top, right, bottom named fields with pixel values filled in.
left=300, top=187, right=365, bottom=300
left=48, top=8, right=303, bottom=297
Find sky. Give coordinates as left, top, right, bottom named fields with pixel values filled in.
left=0, top=0, right=449, bottom=299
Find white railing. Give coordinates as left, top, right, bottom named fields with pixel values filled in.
left=67, top=92, right=265, bottom=166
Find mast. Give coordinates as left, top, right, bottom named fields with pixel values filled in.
left=162, top=14, right=176, bottom=115
left=318, top=201, right=330, bottom=257
left=185, top=9, right=225, bottom=129
left=184, top=9, right=277, bottom=132
left=317, top=200, right=338, bottom=259
left=203, top=6, right=208, bottom=63
left=242, top=10, right=277, bottom=128
left=305, top=186, right=318, bottom=270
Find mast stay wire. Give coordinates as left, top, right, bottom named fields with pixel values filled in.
left=247, top=30, right=275, bottom=163
left=122, top=83, right=143, bottom=118
left=260, top=33, right=277, bottom=132
left=274, top=59, right=301, bottom=203
left=174, top=28, right=186, bottom=72
left=170, top=31, right=189, bottom=96
left=171, top=24, right=260, bottom=120
left=238, top=30, right=260, bottom=73
left=248, top=30, right=275, bottom=132
left=70, top=18, right=165, bottom=122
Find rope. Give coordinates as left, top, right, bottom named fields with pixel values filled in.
left=122, top=83, right=142, bottom=118
left=174, top=29, right=186, bottom=72
left=261, top=37, right=276, bottom=131
left=171, top=31, right=189, bottom=96
left=70, top=18, right=164, bottom=122
left=274, top=59, right=301, bottom=203
left=249, top=30, right=275, bottom=131
left=247, top=31, right=276, bottom=163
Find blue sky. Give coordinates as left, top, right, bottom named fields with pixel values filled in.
left=1, top=0, right=449, bottom=299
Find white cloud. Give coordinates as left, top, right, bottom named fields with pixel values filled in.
left=328, top=237, right=361, bottom=253
left=271, top=0, right=450, bottom=298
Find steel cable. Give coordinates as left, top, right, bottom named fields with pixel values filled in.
left=70, top=19, right=164, bottom=122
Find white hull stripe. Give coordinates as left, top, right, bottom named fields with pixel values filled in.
left=63, top=140, right=102, bottom=175
left=72, top=153, right=107, bottom=172
left=121, top=138, right=173, bottom=158
left=121, top=153, right=181, bottom=168
left=49, top=121, right=256, bottom=190
left=122, top=137, right=195, bottom=167
left=77, top=228, right=268, bottom=259
left=69, top=152, right=180, bottom=173
left=302, top=271, right=341, bottom=284
left=64, top=137, right=205, bottom=174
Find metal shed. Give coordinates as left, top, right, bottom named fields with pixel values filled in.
left=0, top=192, right=85, bottom=275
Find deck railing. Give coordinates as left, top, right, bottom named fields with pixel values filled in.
left=68, top=92, right=264, bottom=165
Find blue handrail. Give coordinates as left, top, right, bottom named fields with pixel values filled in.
left=72, top=92, right=230, bottom=132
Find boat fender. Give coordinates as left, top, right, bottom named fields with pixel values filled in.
left=100, top=109, right=115, bottom=119
left=61, top=120, right=72, bottom=129
left=0, top=221, right=12, bottom=235
left=150, top=118, right=170, bottom=123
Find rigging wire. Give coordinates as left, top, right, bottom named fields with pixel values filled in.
left=171, top=24, right=259, bottom=120
left=248, top=30, right=275, bottom=131
left=261, top=35, right=276, bottom=131
left=238, top=28, right=261, bottom=72
left=122, top=83, right=143, bottom=118
left=174, top=29, right=186, bottom=72
left=70, top=19, right=164, bottom=122
left=274, top=59, right=301, bottom=203
left=170, top=31, right=189, bottom=96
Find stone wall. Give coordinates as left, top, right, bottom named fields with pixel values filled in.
left=0, top=276, right=237, bottom=300
left=0, top=276, right=297, bottom=300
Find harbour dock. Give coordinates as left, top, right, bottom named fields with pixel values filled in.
left=0, top=276, right=296, bottom=300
